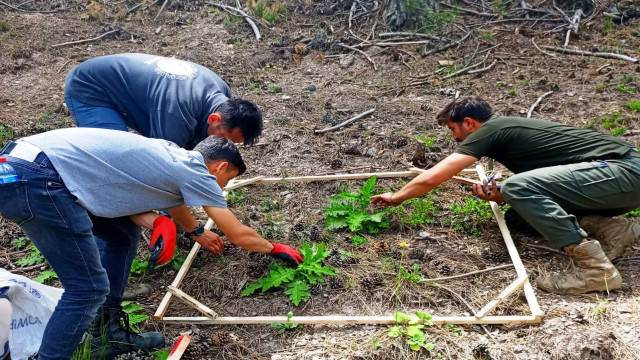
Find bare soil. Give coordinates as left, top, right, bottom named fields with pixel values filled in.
left=1, top=0, right=640, bottom=359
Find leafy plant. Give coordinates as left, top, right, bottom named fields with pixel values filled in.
left=388, top=311, right=435, bottom=351
left=324, top=176, right=390, bottom=234
left=250, top=0, right=286, bottom=23
left=616, top=75, right=637, bottom=94
left=627, top=101, right=640, bottom=112
left=227, top=188, right=247, bottom=205
left=0, top=124, right=14, bottom=143
left=391, top=194, right=440, bottom=225
left=11, top=236, right=27, bottom=249
left=444, top=196, right=495, bottom=235
left=34, top=270, right=58, bottom=285
left=508, top=89, right=516, bottom=95
left=602, top=16, right=613, bottom=35
left=121, top=301, right=148, bottom=332
left=624, top=208, right=640, bottom=217
left=267, top=83, right=282, bottom=94
left=351, top=234, right=369, bottom=246
left=610, top=126, right=627, bottom=136
left=242, top=242, right=336, bottom=305
left=15, top=243, right=45, bottom=267
left=150, top=350, right=170, bottom=360
left=414, top=135, right=436, bottom=147
left=398, top=263, right=422, bottom=284
left=271, top=311, right=302, bottom=334
left=130, top=258, right=150, bottom=275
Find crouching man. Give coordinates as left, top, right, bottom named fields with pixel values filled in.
left=0, top=129, right=302, bottom=359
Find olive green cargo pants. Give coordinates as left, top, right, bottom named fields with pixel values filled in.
left=500, top=151, right=640, bottom=249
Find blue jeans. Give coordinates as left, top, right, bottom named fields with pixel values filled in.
left=0, top=153, right=109, bottom=359
left=64, top=94, right=128, bottom=131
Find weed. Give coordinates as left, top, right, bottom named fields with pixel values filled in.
left=250, top=0, right=286, bottom=23
left=595, top=84, right=605, bottom=93
left=36, top=110, right=69, bottom=132
left=271, top=311, right=302, bottom=334
left=493, top=0, right=508, bottom=16
left=0, top=23, right=9, bottom=32
left=610, top=126, right=627, bottom=136
left=445, top=323, right=464, bottom=336
left=391, top=194, right=440, bottom=225
left=34, top=270, right=58, bottom=285
left=416, top=10, right=457, bottom=34
left=446, top=196, right=494, bottom=235
left=388, top=311, right=436, bottom=351
left=242, top=242, right=336, bottom=305
left=150, top=350, right=170, bottom=360
left=324, top=176, right=390, bottom=234
left=362, top=130, right=372, bottom=137
left=476, top=30, right=496, bottom=41
left=15, top=243, right=45, bottom=267
left=624, top=208, right=640, bottom=217
left=352, top=234, right=369, bottom=246
left=246, top=82, right=258, bottom=90
left=602, top=17, right=613, bottom=35
left=227, top=188, right=247, bottom=205
left=415, top=135, right=436, bottom=147
left=0, top=124, right=14, bottom=143
left=222, top=15, right=242, bottom=25
left=496, top=83, right=503, bottom=88
left=616, top=75, right=637, bottom=94
left=522, top=78, right=530, bottom=86
left=11, top=236, right=27, bottom=249
left=398, top=263, right=422, bottom=284
left=71, top=333, right=93, bottom=359
left=267, top=83, right=282, bottom=93
left=627, top=101, right=640, bottom=112
left=130, top=258, right=150, bottom=275
left=121, top=301, right=148, bottom=332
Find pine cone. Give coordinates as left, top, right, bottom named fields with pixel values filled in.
left=395, top=137, right=409, bottom=148
left=211, top=331, right=235, bottom=347
left=293, top=222, right=305, bottom=232
left=407, top=248, right=425, bottom=260
left=309, top=283, right=322, bottom=295
left=114, top=350, right=153, bottom=360
left=374, top=241, right=389, bottom=254
left=309, top=225, right=321, bottom=242
left=431, top=261, right=451, bottom=276
left=360, top=273, right=383, bottom=289
left=294, top=42, right=307, bottom=55
left=520, top=248, right=535, bottom=260
left=328, top=275, right=346, bottom=289
left=481, top=247, right=509, bottom=263
left=330, top=159, right=342, bottom=169
left=185, top=328, right=213, bottom=357
left=472, top=340, right=492, bottom=359
left=289, top=229, right=302, bottom=241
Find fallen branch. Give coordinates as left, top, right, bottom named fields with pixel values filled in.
left=420, top=264, right=514, bottom=282
left=154, top=0, right=170, bottom=20
left=378, top=32, right=448, bottom=42
left=0, top=0, right=62, bottom=12
left=51, top=29, right=119, bottom=48
left=205, top=2, right=261, bottom=40
left=314, top=108, right=375, bottom=134
left=467, top=60, right=497, bottom=74
left=424, top=31, right=472, bottom=56
left=541, top=45, right=638, bottom=63
left=564, top=8, right=583, bottom=47
left=531, top=38, right=556, bottom=57
left=337, top=43, right=377, bottom=70
left=527, top=91, right=553, bottom=118
left=441, top=61, right=483, bottom=80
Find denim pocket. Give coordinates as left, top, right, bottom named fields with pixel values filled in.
left=571, top=162, right=622, bottom=197
left=0, top=180, right=33, bottom=225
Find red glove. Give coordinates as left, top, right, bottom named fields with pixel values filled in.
left=270, top=242, right=303, bottom=266
left=149, top=216, right=177, bottom=266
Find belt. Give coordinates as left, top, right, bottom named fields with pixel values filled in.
left=0, top=141, right=43, bottom=162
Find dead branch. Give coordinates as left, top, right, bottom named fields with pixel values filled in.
left=482, top=17, right=564, bottom=25
left=527, top=91, right=553, bottom=118
left=564, top=8, right=583, bottom=47
left=467, top=60, right=497, bottom=74
left=531, top=38, right=556, bottom=57
left=424, top=31, right=472, bottom=56
left=541, top=45, right=638, bottom=63
left=360, top=40, right=432, bottom=47
left=0, top=0, right=62, bottom=12
left=154, top=0, right=170, bottom=20
left=205, top=2, right=261, bottom=40
left=378, top=32, right=448, bottom=42
left=420, top=264, right=514, bottom=282
left=439, top=1, right=495, bottom=17
left=337, top=43, right=377, bottom=70
left=314, top=108, right=375, bottom=134
left=441, top=61, right=483, bottom=80
left=51, top=29, right=119, bottom=48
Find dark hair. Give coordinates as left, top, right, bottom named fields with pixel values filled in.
left=436, top=96, right=493, bottom=125
left=217, top=98, right=263, bottom=146
left=193, top=135, right=247, bottom=176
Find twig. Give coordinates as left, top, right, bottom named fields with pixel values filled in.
left=531, top=38, right=556, bottom=57
left=314, top=108, right=375, bottom=134
left=467, top=60, right=497, bottom=74
left=337, top=43, right=377, bottom=70
left=527, top=91, right=553, bottom=118
left=378, top=32, right=448, bottom=42
left=524, top=243, right=568, bottom=256
left=564, top=8, right=583, bottom=47
left=439, top=1, right=495, bottom=17
left=127, top=0, right=148, bottom=13
left=441, top=61, right=483, bottom=80
left=359, top=40, right=432, bottom=47
left=13, top=264, right=47, bottom=273
left=424, top=31, right=471, bottom=56
left=205, top=2, right=261, bottom=40
left=51, top=29, right=119, bottom=48
left=420, top=264, right=514, bottom=282
left=482, top=17, right=564, bottom=25
left=0, top=0, right=61, bottom=12
left=56, top=60, right=72, bottom=74
left=154, top=0, right=169, bottom=20
left=541, top=45, right=638, bottom=63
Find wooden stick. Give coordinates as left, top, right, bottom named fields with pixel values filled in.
left=476, top=165, right=543, bottom=318
left=154, top=0, right=170, bottom=20
left=51, top=30, right=119, bottom=48
left=337, top=44, right=377, bottom=70
left=205, top=2, right=261, bottom=40
left=420, top=264, right=514, bottom=282
left=439, top=1, right=495, bottom=17
left=167, top=334, right=193, bottom=360
left=467, top=60, right=497, bottom=75
left=167, top=285, right=218, bottom=318
left=153, top=219, right=213, bottom=319
left=527, top=91, right=553, bottom=118
left=0, top=0, right=61, bottom=13
left=541, top=45, right=638, bottom=63
left=160, top=314, right=541, bottom=325
left=424, top=31, right=472, bottom=56
left=475, top=276, right=528, bottom=318
left=378, top=32, right=448, bottom=42
left=441, top=61, right=483, bottom=80
left=564, top=9, right=583, bottom=47
left=255, top=170, right=418, bottom=183
left=314, top=108, right=375, bottom=134
left=410, top=167, right=477, bottom=175
left=223, top=176, right=266, bottom=191
left=531, top=38, right=556, bottom=57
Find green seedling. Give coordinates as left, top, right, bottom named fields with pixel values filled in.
left=415, top=135, right=436, bottom=147
left=150, top=350, right=170, bottom=360
left=602, top=16, right=613, bottom=35
left=627, top=101, right=640, bottom=112
left=0, top=22, right=10, bottom=32
left=398, top=263, right=422, bottom=284
left=34, top=270, right=58, bottom=285
left=324, top=176, right=390, bottom=234
left=267, top=83, right=282, bottom=93
left=11, top=236, right=27, bottom=249
left=121, top=301, right=148, bottom=332
left=610, top=127, right=627, bottom=136
left=624, top=208, right=640, bottom=217
left=0, top=125, right=14, bottom=143
left=271, top=311, right=302, bottom=334
left=351, top=234, right=369, bottom=246
left=15, top=243, right=45, bottom=267
left=243, top=242, right=336, bottom=305
left=387, top=311, right=436, bottom=351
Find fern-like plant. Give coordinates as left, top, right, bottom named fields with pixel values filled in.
left=323, top=176, right=390, bottom=234
left=242, top=242, right=336, bottom=305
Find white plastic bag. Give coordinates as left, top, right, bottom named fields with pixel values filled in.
left=0, top=268, right=63, bottom=360
left=0, top=299, right=10, bottom=359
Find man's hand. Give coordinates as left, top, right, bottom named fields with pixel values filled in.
left=472, top=178, right=505, bottom=203
left=149, top=216, right=177, bottom=266
left=193, top=229, right=224, bottom=256
left=370, top=192, right=402, bottom=207
left=270, top=243, right=303, bottom=266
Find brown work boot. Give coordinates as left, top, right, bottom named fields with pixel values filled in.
left=580, top=215, right=640, bottom=260
left=535, top=240, right=622, bottom=295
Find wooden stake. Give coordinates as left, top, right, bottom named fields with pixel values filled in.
left=167, top=333, right=193, bottom=360
left=167, top=285, right=218, bottom=318
left=475, top=276, right=528, bottom=318
left=223, top=176, right=265, bottom=191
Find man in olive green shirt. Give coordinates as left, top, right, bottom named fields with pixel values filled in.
left=372, top=96, right=640, bottom=295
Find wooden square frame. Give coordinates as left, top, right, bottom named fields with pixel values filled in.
left=154, top=165, right=543, bottom=326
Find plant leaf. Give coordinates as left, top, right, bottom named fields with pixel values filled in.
left=241, top=282, right=263, bottom=296
left=347, top=212, right=368, bottom=232
left=394, top=311, right=410, bottom=324
left=324, top=216, right=349, bottom=230
left=261, top=266, right=296, bottom=292
left=284, top=281, right=310, bottom=305
left=387, top=325, right=403, bottom=338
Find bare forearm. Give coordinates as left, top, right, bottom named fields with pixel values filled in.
left=167, top=205, right=199, bottom=232
left=203, top=206, right=274, bottom=253
left=129, top=212, right=159, bottom=229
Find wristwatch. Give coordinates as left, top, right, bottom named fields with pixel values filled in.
left=188, top=224, right=205, bottom=238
